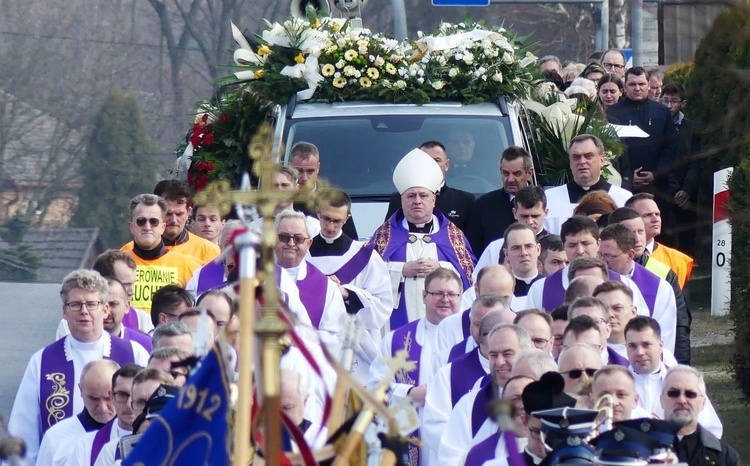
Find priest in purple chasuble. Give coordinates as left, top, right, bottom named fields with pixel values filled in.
left=306, top=188, right=393, bottom=384
left=8, top=270, right=149, bottom=466
left=367, top=268, right=463, bottom=466
left=369, top=148, right=476, bottom=330
left=275, top=209, right=347, bottom=355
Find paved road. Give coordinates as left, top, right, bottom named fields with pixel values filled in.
left=0, top=282, right=60, bottom=422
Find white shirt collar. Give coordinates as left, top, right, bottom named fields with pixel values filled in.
left=645, top=239, right=656, bottom=254
left=320, top=229, right=342, bottom=244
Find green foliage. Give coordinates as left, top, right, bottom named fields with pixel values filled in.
left=0, top=214, right=41, bottom=281
left=663, top=61, right=694, bottom=88
left=687, top=6, right=750, bottom=168
left=72, top=88, right=157, bottom=249
left=728, top=157, right=750, bottom=400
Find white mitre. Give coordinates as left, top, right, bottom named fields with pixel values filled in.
left=392, top=148, right=443, bottom=194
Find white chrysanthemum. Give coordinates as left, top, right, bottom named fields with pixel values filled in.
left=344, top=65, right=356, bottom=76
left=449, top=68, right=459, bottom=78
left=395, top=80, right=406, bottom=89
left=463, top=54, right=474, bottom=65
left=431, top=80, right=445, bottom=90
left=336, top=60, right=346, bottom=69
left=344, top=50, right=358, bottom=61
left=322, top=64, right=336, bottom=77
left=491, top=72, right=503, bottom=82
left=385, top=63, right=397, bottom=75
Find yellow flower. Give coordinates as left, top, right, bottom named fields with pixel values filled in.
left=311, top=18, right=321, bottom=28
left=258, top=45, right=271, bottom=56
left=294, top=53, right=305, bottom=64
left=359, top=77, right=372, bottom=88
left=254, top=69, right=264, bottom=79
left=344, top=50, right=358, bottom=61
left=333, top=76, right=347, bottom=88
left=332, top=22, right=341, bottom=32
left=367, top=67, right=379, bottom=79
left=322, top=64, right=336, bottom=77
left=385, top=63, right=397, bottom=75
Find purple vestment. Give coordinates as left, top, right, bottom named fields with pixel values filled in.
left=542, top=268, right=623, bottom=312
left=295, top=261, right=331, bottom=329
left=391, top=319, right=423, bottom=466
left=629, top=263, right=659, bottom=316
left=333, top=245, right=375, bottom=285
left=370, top=210, right=476, bottom=329
left=449, top=346, right=486, bottom=406
left=91, top=419, right=115, bottom=466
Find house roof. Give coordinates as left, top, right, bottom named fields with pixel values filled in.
left=0, top=228, right=103, bottom=283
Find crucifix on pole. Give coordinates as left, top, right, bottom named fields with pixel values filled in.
left=193, top=122, right=320, bottom=466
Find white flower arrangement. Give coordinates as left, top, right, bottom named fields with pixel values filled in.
left=224, top=13, right=540, bottom=104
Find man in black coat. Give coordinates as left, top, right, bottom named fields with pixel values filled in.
left=662, top=366, right=740, bottom=466
left=606, top=66, right=678, bottom=200
left=466, top=146, right=534, bottom=256
left=384, top=140, right=475, bottom=233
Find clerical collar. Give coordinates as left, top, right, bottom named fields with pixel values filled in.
left=567, top=177, right=611, bottom=203
left=163, top=228, right=189, bottom=247
left=310, top=233, right=353, bottom=256
left=536, top=228, right=549, bottom=239
left=514, top=272, right=539, bottom=284
left=78, top=408, right=107, bottom=432
left=320, top=230, right=343, bottom=244
left=408, top=220, right=434, bottom=234
left=132, top=241, right=168, bottom=260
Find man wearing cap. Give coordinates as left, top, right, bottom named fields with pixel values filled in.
left=661, top=365, right=740, bottom=466
left=370, top=148, right=476, bottom=329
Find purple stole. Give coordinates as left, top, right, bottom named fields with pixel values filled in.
left=91, top=419, right=115, bottom=466
left=390, top=319, right=422, bottom=466
left=607, top=347, right=629, bottom=367
left=38, top=336, right=135, bottom=435
left=370, top=210, right=476, bottom=329
left=629, top=264, right=658, bottom=316
left=120, top=307, right=140, bottom=330
left=471, top=374, right=495, bottom=437
left=448, top=339, right=467, bottom=363
left=542, top=268, right=623, bottom=311
left=296, top=261, right=331, bottom=329
left=449, top=347, right=486, bottom=406
left=464, top=431, right=525, bottom=466
left=333, top=244, right=375, bottom=285
left=461, top=308, right=471, bottom=339
left=195, top=261, right=226, bottom=295
left=123, top=327, right=153, bottom=353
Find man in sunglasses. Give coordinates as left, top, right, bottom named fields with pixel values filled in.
left=557, top=343, right=602, bottom=396
left=662, top=365, right=740, bottom=466
left=625, top=316, right=723, bottom=438
left=275, top=209, right=345, bottom=355
left=65, top=364, right=144, bottom=466
left=122, top=194, right=203, bottom=312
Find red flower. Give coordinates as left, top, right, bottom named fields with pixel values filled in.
left=203, top=133, right=215, bottom=147
left=219, top=113, right=230, bottom=124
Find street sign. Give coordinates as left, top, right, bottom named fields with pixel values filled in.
left=432, top=0, right=490, bottom=6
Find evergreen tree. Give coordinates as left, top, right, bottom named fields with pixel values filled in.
left=73, top=88, right=157, bottom=248
left=0, top=214, right=41, bottom=281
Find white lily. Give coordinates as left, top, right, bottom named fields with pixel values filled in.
left=231, top=23, right=264, bottom=67
left=280, top=55, right=323, bottom=100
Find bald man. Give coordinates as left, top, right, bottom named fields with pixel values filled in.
left=558, top=343, right=602, bottom=396
left=37, top=360, right=119, bottom=466
left=437, top=265, right=515, bottom=354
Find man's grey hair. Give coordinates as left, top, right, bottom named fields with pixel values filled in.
left=152, top=321, right=192, bottom=349
left=148, top=346, right=190, bottom=364
left=488, top=323, right=533, bottom=351
left=60, top=269, right=109, bottom=305
left=568, top=134, right=605, bottom=155
left=664, top=364, right=707, bottom=397
left=274, top=210, right=311, bottom=237
left=470, top=294, right=510, bottom=318
left=219, top=220, right=243, bottom=249
left=129, top=193, right=168, bottom=218
left=539, top=55, right=562, bottom=69
left=515, top=349, right=558, bottom=379
left=280, top=360, right=309, bottom=398
left=277, top=164, right=300, bottom=184
left=80, top=359, right=120, bottom=384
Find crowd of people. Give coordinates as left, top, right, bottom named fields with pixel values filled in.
left=6, top=52, right=731, bottom=466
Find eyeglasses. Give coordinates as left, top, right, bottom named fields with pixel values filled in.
left=319, top=215, right=348, bottom=226
left=425, top=291, right=461, bottom=300
left=531, top=338, right=550, bottom=349
left=131, top=398, right=148, bottom=412
left=65, top=301, right=102, bottom=312
left=603, top=62, right=625, bottom=70
left=277, top=233, right=309, bottom=245
left=665, top=388, right=702, bottom=399
left=113, top=391, right=131, bottom=403
left=562, top=368, right=598, bottom=379
left=660, top=99, right=684, bottom=105
left=135, top=217, right=161, bottom=227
